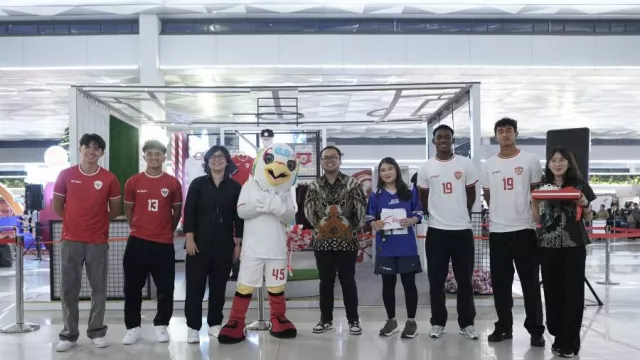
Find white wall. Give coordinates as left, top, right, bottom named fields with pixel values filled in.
left=337, top=143, right=640, bottom=163
left=160, top=34, right=640, bottom=67
left=0, top=35, right=138, bottom=68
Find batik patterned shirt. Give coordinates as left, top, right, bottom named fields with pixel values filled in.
left=304, top=172, right=367, bottom=252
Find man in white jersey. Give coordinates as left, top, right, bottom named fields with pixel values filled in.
left=481, top=118, right=545, bottom=347
left=417, top=125, right=478, bottom=340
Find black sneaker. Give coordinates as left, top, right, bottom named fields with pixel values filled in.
left=349, top=321, right=363, bottom=335
left=551, top=340, right=560, bottom=353
left=312, top=320, right=332, bottom=334
left=488, top=330, right=513, bottom=342
left=530, top=333, right=545, bottom=347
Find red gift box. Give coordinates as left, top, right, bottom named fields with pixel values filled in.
left=531, top=187, right=582, bottom=201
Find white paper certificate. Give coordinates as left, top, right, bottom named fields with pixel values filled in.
left=380, top=208, right=408, bottom=235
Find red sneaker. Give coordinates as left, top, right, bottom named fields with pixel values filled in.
left=218, top=293, right=252, bottom=344
left=217, top=319, right=246, bottom=344
left=268, top=292, right=297, bottom=339
left=270, top=315, right=297, bottom=339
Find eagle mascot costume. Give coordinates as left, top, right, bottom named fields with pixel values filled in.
left=218, top=143, right=299, bottom=343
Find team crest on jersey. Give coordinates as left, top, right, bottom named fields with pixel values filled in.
left=454, top=171, right=462, bottom=180
left=515, top=166, right=524, bottom=175
left=161, top=188, right=169, bottom=197
left=94, top=181, right=103, bottom=190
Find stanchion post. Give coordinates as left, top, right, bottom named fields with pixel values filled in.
left=246, top=282, right=270, bottom=331
left=597, top=237, right=619, bottom=286
left=0, top=234, right=40, bottom=334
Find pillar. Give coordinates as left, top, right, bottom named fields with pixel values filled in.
left=469, top=84, right=482, bottom=212
left=138, top=14, right=166, bottom=171
left=426, top=123, right=435, bottom=159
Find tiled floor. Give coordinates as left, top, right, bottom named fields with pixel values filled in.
left=0, top=240, right=639, bottom=359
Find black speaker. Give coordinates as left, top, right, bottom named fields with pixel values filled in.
left=546, top=128, right=591, bottom=181
left=25, top=183, right=44, bottom=212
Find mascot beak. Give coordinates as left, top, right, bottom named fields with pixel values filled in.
left=264, top=161, right=291, bottom=185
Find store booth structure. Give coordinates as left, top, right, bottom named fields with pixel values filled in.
left=27, top=82, right=493, bottom=311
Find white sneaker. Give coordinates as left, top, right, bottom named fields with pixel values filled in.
left=155, top=325, right=170, bottom=343
left=187, top=328, right=200, bottom=344
left=91, top=336, right=109, bottom=348
left=460, top=325, right=479, bottom=340
left=122, top=327, right=142, bottom=345
left=55, top=340, right=77, bottom=352
left=208, top=325, right=222, bottom=339
left=430, top=325, right=445, bottom=338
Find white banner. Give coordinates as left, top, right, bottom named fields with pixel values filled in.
left=69, top=89, right=110, bottom=168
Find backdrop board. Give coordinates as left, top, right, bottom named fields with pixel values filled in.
left=546, top=128, right=591, bottom=181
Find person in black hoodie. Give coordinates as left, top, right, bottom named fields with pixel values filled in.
left=183, top=145, right=244, bottom=344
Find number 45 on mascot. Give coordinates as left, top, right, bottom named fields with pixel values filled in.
left=218, top=143, right=300, bottom=344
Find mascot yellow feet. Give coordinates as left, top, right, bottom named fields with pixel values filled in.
left=218, top=291, right=252, bottom=344
left=268, top=291, right=297, bottom=339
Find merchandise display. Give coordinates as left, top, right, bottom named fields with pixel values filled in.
left=231, top=154, right=254, bottom=185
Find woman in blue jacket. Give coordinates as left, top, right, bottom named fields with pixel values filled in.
left=366, top=157, right=423, bottom=339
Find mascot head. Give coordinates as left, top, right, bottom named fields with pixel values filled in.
left=252, top=143, right=299, bottom=193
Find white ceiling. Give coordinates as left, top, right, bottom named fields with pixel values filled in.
left=2, top=67, right=640, bottom=140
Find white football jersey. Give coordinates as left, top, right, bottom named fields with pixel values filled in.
left=481, top=150, right=543, bottom=233
left=185, top=154, right=206, bottom=187
left=417, top=155, right=478, bottom=231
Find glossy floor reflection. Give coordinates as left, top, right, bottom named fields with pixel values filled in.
left=0, top=241, right=639, bottom=359
left=0, top=305, right=639, bottom=360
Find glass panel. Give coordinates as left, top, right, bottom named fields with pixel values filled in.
left=0, top=24, right=6, bottom=35
left=534, top=22, right=549, bottom=33
left=611, top=22, right=625, bottom=32
left=471, top=23, right=488, bottom=32
left=7, top=24, right=38, bottom=34
left=503, top=23, right=534, bottom=33
left=426, top=22, right=471, bottom=33
left=54, top=23, right=70, bottom=34
left=162, top=22, right=195, bottom=33
left=549, top=21, right=565, bottom=32
left=398, top=21, right=426, bottom=32
left=357, top=21, right=395, bottom=33
left=38, top=24, right=54, bottom=35
left=101, top=22, right=133, bottom=34
left=595, top=22, right=610, bottom=32
left=317, top=21, right=358, bottom=32
left=70, top=23, right=100, bottom=34
left=565, top=22, right=594, bottom=33
left=255, top=21, right=317, bottom=32
left=191, top=23, right=209, bottom=33
left=625, top=23, right=640, bottom=32
left=487, top=23, right=503, bottom=32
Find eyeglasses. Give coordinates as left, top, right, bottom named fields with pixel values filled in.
left=209, top=155, right=226, bottom=161
left=549, top=158, right=568, bottom=165
left=321, top=155, right=339, bottom=162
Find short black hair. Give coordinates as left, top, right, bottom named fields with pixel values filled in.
left=433, top=124, right=454, bottom=137
left=203, top=145, right=234, bottom=176
left=320, top=145, right=342, bottom=159
left=79, top=133, right=106, bottom=151
left=142, top=140, right=167, bottom=154
left=494, top=117, right=518, bottom=134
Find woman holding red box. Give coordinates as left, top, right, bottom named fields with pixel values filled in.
left=531, top=147, right=595, bottom=358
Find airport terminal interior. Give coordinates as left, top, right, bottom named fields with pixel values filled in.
left=3, top=1, right=640, bottom=359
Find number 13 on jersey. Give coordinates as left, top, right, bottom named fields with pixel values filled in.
left=148, top=199, right=159, bottom=211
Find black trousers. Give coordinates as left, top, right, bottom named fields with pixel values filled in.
left=382, top=273, right=418, bottom=319
left=426, top=227, right=476, bottom=328
left=489, top=229, right=545, bottom=335
left=315, top=250, right=359, bottom=322
left=123, top=236, right=176, bottom=329
left=184, top=248, right=234, bottom=330
left=540, top=246, right=586, bottom=353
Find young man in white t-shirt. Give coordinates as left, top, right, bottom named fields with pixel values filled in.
left=417, top=125, right=479, bottom=340
left=481, top=118, right=545, bottom=347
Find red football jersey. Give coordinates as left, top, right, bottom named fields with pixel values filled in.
left=124, top=172, right=183, bottom=244
left=232, top=155, right=254, bottom=185
left=53, top=166, right=121, bottom=244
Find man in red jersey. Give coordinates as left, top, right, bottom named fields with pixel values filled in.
left=52, top=133, right=121, bottom=352
left=121, top=140, right=183, bottom=345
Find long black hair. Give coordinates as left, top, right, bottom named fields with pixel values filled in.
left=544, top=146, right=583, bottom=185
left=203, top=145, right=237, bottom=177
left=376, top=157, right=411, bottom=201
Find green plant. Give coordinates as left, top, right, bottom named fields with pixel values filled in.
left=287, top=268, right=319, bottom=282
left=589, top=175, right=640, bottom=185
left=60, top=127, right=70, bottom=161
left=0, top=179, right=25, bottom=188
